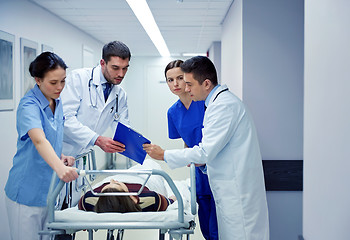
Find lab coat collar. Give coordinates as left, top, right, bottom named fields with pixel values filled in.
left=205, top=84, right=220, bottom=107
left=205, top=84, right=229, bottom=107
left=91, top=65, right=103, bottom=86
left=90, top=65, right=107, bottom=104
left=99, top=66, right=108, bottom=85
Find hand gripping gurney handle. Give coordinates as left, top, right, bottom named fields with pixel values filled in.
left=47, top=162, right=197, bottom=224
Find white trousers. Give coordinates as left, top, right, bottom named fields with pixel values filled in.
left=5, top=196, right=50, bottom=240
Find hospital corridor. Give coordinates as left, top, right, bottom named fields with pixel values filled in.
left=0, top=0, right=349, bottom=240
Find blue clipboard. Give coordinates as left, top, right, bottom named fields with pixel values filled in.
left=113, top=122, right=151, bottom=164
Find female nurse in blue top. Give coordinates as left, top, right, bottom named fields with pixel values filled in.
left=4, top=52, right=79, bottom=240
left=165, top=60, right=218, bottom=240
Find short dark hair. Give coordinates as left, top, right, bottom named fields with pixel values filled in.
left=29, top=52, right=67, bottom=78
left=102, top=41, right=131, bottom=62
left=164, top=60, right=183, bottom=79
left=94, top=188, right=141, bottom=213
left=181, top=56, right=218, bottom=85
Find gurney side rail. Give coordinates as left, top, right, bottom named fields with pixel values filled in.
left=47, top=162, right=197, bottom=225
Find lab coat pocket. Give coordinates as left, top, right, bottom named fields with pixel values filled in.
left=212, top=178, right=246, bottom=239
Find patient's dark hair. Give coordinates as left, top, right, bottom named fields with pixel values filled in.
left=94, top=188, right=141, bottom=213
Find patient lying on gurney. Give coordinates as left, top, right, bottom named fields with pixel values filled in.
left=79, top=179, right=177, bottom=213
left=78, top=159, right=178, bottom=213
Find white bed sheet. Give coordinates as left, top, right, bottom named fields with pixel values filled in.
left=55, top=205, right=194, bottom=223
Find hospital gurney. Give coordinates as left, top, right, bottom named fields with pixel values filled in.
left=43, top=154, right=197, bottom=240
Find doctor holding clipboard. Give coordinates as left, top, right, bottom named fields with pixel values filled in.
left=61, top=41, right=131, bottom=158
left=58, top=41, right=132, bottom=212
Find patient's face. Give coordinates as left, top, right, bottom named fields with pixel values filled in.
left=166, top=67, right=187, bottom=96
left=102, top=179, right=129, bottom=192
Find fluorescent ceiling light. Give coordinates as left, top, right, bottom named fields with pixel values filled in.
left=182, top=53, right=207, bottom=57
left=126, top=0, right=170, bottom=57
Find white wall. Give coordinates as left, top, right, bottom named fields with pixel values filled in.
left=304, top=0, right=350, bottom=239
left=244, top=0, right=304, bottom=161
left=0, top=1, right=103, bottom=239
left=221, top=0, right=243, bottom=99
left=208, top=41, right=222, bottom=83
left=221, top=0, right=304, bottom=239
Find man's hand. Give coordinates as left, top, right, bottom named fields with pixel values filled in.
left=95, top=136, right=125, bottom=153
left=61, top=154, right=75, bottom=167
left=143, top=144, right=165, bottom=160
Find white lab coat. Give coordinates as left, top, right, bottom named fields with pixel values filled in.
left=59, top=65, right=130, bottom=207
left=61, top=65, right=129, bottom=157
left=164, top=85, right=269, bottom=240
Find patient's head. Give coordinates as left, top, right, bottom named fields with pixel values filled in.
left=94, top=180, right=141, bottom=213
left=103, top=179, right=129, bottom=192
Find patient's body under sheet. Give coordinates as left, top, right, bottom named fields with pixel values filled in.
left=91, top=158, right=169, bottom=196
left=79, top=182, right=174, bottom=212
left=54, top=159, right=194, bottom=223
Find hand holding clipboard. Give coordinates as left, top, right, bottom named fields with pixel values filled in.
left=113, top=122, right=151, bottom=164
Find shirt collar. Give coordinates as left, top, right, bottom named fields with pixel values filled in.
left=32, top=84, right=49, bottom=108
left=205, top=84, right=220, bottom=107
left=32, top=84, right=60, bottom=108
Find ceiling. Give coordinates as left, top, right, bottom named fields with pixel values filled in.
left=30, top=0, right=233, bottom=57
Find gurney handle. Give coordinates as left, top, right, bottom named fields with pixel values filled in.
left=190, top=163, right=197, bottom=216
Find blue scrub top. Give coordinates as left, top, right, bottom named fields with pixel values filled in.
left=167, top=100, right=211, bottom=195
left=5, top=84, right=64, bottom=207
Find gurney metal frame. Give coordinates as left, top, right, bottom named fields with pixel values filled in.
left=62, top=150, right=97, bottom=209
left=43, top=155, right=197, bottom=240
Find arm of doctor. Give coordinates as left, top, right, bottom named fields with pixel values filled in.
left=143, top=143, right=205, bottom=167
left=28, top=128, right=78, bottom=183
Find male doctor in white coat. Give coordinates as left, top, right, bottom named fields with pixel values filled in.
left=61, top=40, right=130, bottom=158
left=57, top=41, right=131, bottom=218
left=144, top=56, right=269, bottom=240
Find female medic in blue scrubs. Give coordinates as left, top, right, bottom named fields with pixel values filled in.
left=4, top=52, right=79, bottom=240
left=165, top=60, right=218, bottom=240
